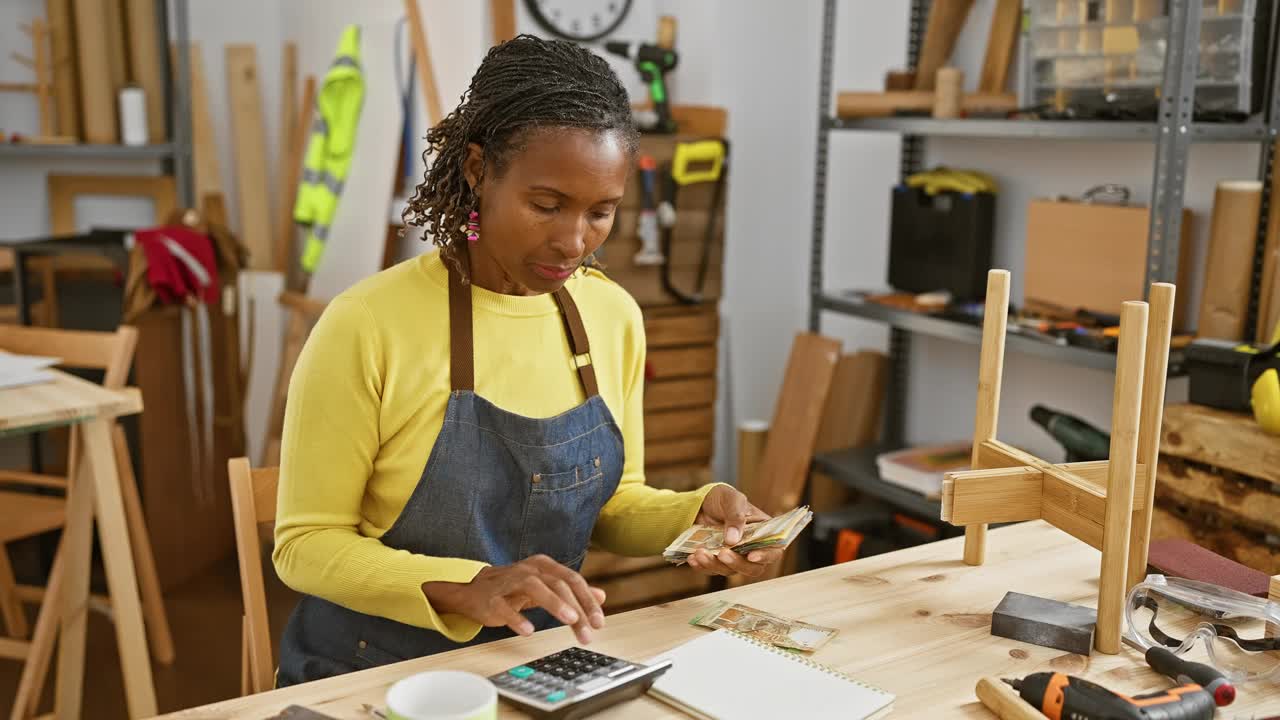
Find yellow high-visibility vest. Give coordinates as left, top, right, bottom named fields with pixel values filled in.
left=295, top=24, right=365, bottom=273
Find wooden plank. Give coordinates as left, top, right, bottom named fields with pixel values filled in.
left=278, top=75, right=316, bottom=276
left=966, top=269, right=1009, bottom=565
left=47, top=173, right=177, bottom=235
left=755, top=333, right=841, bottom=515
left=275, top=42, right=298, bottom=271
left=979, top=441, right=1151, bottom=514
left=0, top=549, right=29, bottom=639
left=225, top=45, right=274, bottom=271
left=404, top=0, right=444, bottom=125
left=104, top=0, right=128, bottom=93
left=646, top=436, right=712, bottom=468
left=72, top=0, right=117, bottom=143
left=0, top=374, right=140, bottom=433
left=125, top=0, right=165, bottom=142
left=644, top=407, right=714, bottom=443
left=605, top=266, right=722, bottom=307
left=810, top=350, right=888, bottom=512
left=979, top=0, right=1021, bottom=92
left=835, top=90, right=1017, bottom=118
left=941, top=467, right=1041, bottom=525
left=646, top=345, right=716, bottom=380
left=1130, top=283, right=1175, bottom=590
left=644, top=308, right=718, bottom=348
left=113, top=424, right=175, bottom=665
left=179, top=43, right=224, bottom=202
left=1158, top=457, right=1280, bottom=534
left=913, top=0, right=976, bottom=90
left=47, top=0, right=80, bottom=140
left=489, top=0, right=516, bottom=44
left=1160, top=403, right=1280, bottom=484
left=644, top=377, right=715, bottom=412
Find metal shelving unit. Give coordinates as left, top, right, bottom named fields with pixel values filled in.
left=4, top=0, right=194, bottom=206
left=807, top=0, right=1280, bottom=521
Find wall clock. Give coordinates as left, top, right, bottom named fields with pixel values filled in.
left=524, top=0, right=633, bottom=43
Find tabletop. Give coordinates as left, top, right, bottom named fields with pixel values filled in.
left=0, top=367, right=142, bottom=436
left=152, top=521, right=1280, bottom=719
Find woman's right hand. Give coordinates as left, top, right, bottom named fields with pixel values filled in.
left=423, top=554, right=607, bottom=644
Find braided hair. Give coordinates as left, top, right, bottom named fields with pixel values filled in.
left=402, top=34, right=639, bottom=280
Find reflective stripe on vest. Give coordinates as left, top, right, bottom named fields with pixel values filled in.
left=294, top=23, right=365, bottom=273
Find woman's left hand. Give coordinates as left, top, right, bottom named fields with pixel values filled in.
left=687, top=485, right=784, bottom=578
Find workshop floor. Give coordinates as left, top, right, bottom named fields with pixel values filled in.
left=0, top=556, right=301, bottom=719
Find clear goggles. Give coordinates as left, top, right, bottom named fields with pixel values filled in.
left=1124, top=574, right=1280, bottom=684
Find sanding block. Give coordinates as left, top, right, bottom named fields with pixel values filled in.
left=991, top=591, right=1096, bottom=656
left=1147, top=538, right=1271, bottom=598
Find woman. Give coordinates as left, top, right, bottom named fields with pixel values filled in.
left=273, top=35, right=781, bottom=686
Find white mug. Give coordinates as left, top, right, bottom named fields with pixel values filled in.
left=385, top=671, right=497, bottom=720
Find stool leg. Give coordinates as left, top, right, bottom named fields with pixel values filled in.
left=965, top=269, right=1010, bottom=566
left=1128, top=283, right=1175, bottom=591
left=12, top=539, right=64, bottom=720
left=112, top=424, right=175, bottom=665
left=1097, top=301, right=1149, bottom=654
left=0, top=548, right=30, bottom=639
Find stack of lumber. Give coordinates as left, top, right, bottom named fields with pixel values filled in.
left=1153, top=403, right=1280, bottom=574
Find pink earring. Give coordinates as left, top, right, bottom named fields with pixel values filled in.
left=466, top=210, right=480, bottom=243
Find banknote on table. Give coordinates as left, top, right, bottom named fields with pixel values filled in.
left=689, top=601, right=838, bottom=652
left=663, top=505, right=813, bottom=565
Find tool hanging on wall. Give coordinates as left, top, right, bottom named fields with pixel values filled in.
left=633, top=155, right=663, bottom=265
left=605, top=38, right=678, bottom=133
left=658, top=139, right=728, bottom=305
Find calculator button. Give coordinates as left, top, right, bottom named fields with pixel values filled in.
left=509, top=666, right=535, bottom=679
left=546, top=690, right=567, bottom=703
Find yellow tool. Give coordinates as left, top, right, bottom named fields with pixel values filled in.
left=670, top=140, right=725, bottom=185
left=1254, top=319, right=1280, bottom=435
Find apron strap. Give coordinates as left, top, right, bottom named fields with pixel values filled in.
left=448, top=262, right=474, bottom=391
left=447, top=260, right=597, bottom=398
left=552, top=286, right=600, bottom=398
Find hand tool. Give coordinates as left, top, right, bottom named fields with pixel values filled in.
left=604, top=39, right=678, bottom=133
left=1142, top=645, right=1235, bottom=707
left=632, top=155, right=662, bottom=265
left=657, top=139, right=728, bottom=305
left=1006, top=671, right=1216, bottom=720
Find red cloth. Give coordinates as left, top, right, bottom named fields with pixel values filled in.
left=134, top=226, right=220, bottom=305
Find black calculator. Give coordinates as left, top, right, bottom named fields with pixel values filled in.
left=488, top=646, right=672, bottom=719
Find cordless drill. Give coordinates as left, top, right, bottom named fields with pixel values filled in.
left=1030, top=404, right=1111, bottom=462
left=604, top=40, right=678, bottom=133
left=1008, top=672, right=1217, bottom=720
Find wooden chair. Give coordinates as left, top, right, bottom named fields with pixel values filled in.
left=228, top=457, right=279, bottom=695
left=0, top=324, right=174, bottom=719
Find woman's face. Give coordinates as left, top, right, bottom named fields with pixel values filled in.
left=463, top=127, right=630, bottom=295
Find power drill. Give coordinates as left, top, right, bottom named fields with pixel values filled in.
left=1030, top=404, right=1111, bottom=462
left=603, top=41, right=678, bottom=133
left=1008, top=672, right=1216, bottom=720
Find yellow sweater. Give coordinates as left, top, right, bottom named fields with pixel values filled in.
left=273, top=250, right=718, bottom=642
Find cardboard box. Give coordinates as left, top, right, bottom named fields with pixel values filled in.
left=1024, top=198, right=1194, bottom=330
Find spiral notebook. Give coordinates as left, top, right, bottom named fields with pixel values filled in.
left=646, top=629, right=895, bottom=720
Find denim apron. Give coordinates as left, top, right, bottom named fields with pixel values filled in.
left=276, top=264, right=624, bottom=686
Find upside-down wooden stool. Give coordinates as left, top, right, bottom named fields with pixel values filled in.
left=940, top=269, right=1175, bottom=654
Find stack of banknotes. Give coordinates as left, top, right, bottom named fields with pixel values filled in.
left=663, top=506, right=813, bottom=565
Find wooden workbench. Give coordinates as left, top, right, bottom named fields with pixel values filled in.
left=154, top=522, right=1280, bottom=719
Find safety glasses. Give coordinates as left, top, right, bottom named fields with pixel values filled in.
left=1124, top=575, right=1280, bottom=684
